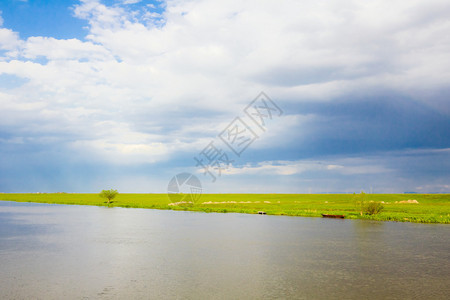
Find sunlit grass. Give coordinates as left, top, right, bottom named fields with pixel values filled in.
left=1, top=193, right=449, bottom=224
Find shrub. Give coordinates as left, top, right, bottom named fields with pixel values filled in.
left=365, top=201, right=384, bottom=215
left=353, top=191, right=384, bottom=215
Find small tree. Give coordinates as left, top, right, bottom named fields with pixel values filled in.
left=353, top=191, right=367, bottom=216
left=99, top=189, right=118, bottom=204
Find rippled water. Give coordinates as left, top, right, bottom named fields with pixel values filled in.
left=0, top=201, right=449, bottom=299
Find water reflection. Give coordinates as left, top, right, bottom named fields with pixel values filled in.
left=0, top=201, right=449, bottom=299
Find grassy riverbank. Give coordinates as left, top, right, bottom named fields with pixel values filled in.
left=1, top=193, right=449, bottom=224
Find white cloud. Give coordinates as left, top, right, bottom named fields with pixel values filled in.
left=0, top=28, right=23, bottom=56
left=70, top=139, right=168, bottom=164
left=22, top=37, right=112, bottom=61
left=123, top=0, right=142, bottom=4
left=221, top=158, right=392, bottom=176
left=0, top=0, right=449, bottom=167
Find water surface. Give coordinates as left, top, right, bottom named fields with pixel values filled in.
left=0, top=201, right=449, bottom=299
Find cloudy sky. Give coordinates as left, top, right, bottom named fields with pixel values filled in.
left=0, top=0, right=449, bottom=193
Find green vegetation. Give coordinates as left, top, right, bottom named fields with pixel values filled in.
left=99, top=189, right=118, bottom=204
left=354, top=191, right=384, bottom=215
left=0, top=193, right=449, bottom=224
left=365, top=201, right=384, bottom=215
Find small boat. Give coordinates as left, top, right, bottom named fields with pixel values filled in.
left=321, top=214, right=345, bottom=219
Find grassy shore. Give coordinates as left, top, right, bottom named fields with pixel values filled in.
left=1, top=193, right=449, bottom=224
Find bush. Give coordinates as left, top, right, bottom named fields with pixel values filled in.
left=353, top=191, right=384, bottom=215
left=365, top=201, right=384, bottom=215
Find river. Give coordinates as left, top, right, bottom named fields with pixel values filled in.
left=0, top=201, right=449, bottom=299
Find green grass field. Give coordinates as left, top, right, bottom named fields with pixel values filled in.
left=1, top=193, right=449, bottom=224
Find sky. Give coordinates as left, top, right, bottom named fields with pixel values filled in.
left=0, top=0, right=449, bottom=194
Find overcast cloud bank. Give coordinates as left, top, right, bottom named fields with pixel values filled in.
left=0, top=0, right=449, bottom=193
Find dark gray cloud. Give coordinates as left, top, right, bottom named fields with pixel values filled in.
left=273, top=92, right=450, bottom=159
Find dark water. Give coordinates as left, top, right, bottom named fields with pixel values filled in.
left=0, top=201, right=449, bottom=299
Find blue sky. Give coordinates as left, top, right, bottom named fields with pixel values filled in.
left=0, top=0, right=449, bottom=193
